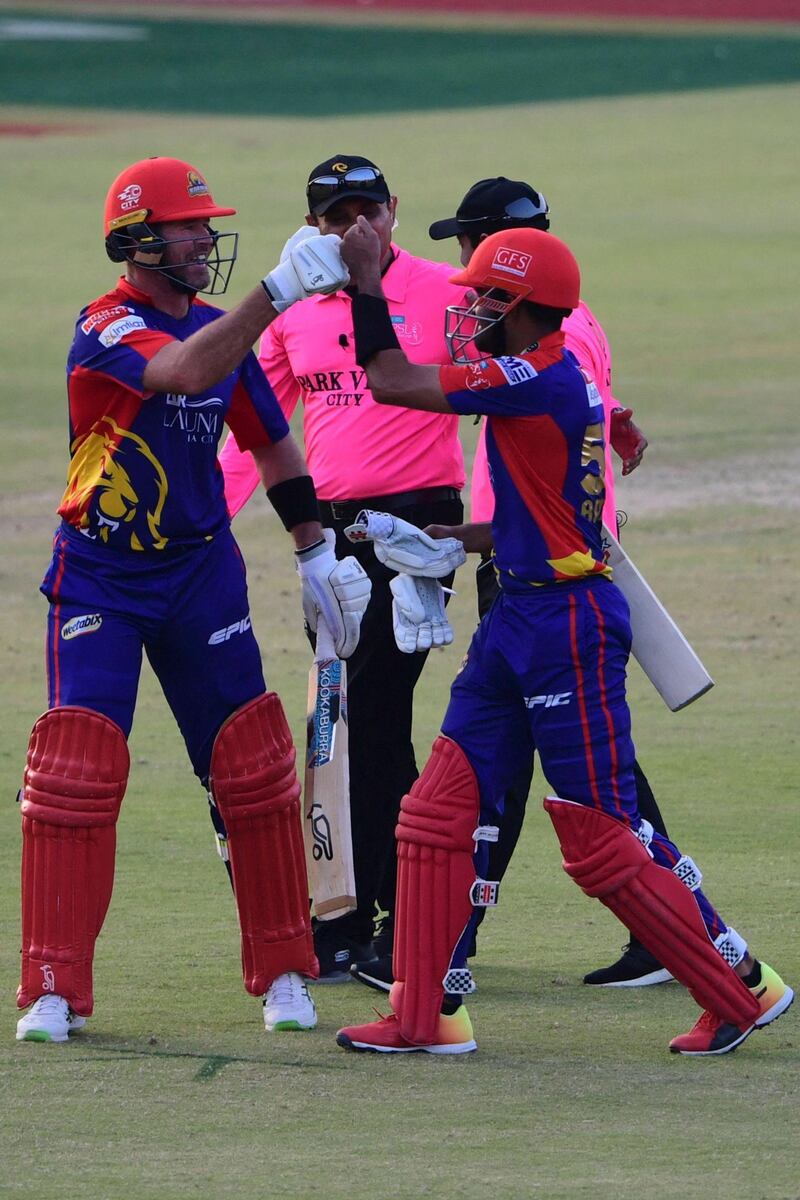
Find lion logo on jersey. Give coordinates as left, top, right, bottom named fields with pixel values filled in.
left=63, top=416, right=169, bottom=550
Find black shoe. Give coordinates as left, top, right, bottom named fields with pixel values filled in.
left=311, top=930, right=373, bottom=984
left=583, top=941, right=674, bottom=987
left=350, top=952, right=394, bottom=993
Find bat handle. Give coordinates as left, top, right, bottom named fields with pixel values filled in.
left=315, top=617, right=337, bottom=662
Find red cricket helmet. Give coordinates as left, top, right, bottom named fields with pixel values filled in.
left=450, top=227, right=580, bottom=309
left=104, top=156, right=236, bottom=236
left=103, top=157, right=238, bottom=296
left=444, top=228, right=580, bottom=363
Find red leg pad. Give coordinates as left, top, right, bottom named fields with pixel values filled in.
left=393, top=736, right=480, bottom=1045
left=18, top=707, right=128, bottom=1015
left=211, top=693, right=316, bottom=993
left=544, top=797, right=759, bottom=1027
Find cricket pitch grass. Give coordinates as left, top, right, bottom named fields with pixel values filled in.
left=0, top=9, right=798, bottom=1197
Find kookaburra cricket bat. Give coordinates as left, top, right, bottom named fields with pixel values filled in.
left=602, top=524, right=714, bottom=712
left=303, top=617, right=356, bottom=920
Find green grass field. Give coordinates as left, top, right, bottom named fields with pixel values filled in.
left=1, top=9, right=799, bottom=1198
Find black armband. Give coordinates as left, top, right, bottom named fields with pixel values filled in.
left=266, top=474, right=321, bottom=531
left=351, top=291, right=401, bottom=368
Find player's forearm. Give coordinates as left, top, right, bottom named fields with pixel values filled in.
left=426, top=522, right=493, bottom=554
left=252, top=438, right=324, bottom=551
left=143, top=287, right=278, bottom=395
left=366, top=351, right=450, bottom=413
left=348, top=286, right=453, bottom=413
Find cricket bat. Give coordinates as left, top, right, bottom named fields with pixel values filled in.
left=303, top=616, right=356, bottom=920
left=602, top=524, right=714, bottom=712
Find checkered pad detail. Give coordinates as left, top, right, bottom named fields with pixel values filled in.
left=634, top=819, right=654, bottom=850
left=715, top=934, right=742, bottom=966
left=442, top=968, right=476, bottom=995
left=672, top=855, right=702, bottom=891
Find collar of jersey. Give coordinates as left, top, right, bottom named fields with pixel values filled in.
left=518, top=329, right=566, bottom=371
left=115, top=276, right=160, bottom=305
left=114, top=276, right=210, bottom=313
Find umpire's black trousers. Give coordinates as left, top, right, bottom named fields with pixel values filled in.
left=318, top=487, right=463, bottom=946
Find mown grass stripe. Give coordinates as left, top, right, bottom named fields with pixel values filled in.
left=1, top=12, right=798, bottom=115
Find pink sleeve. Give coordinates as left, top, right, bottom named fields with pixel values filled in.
left=470, top=421, right=495, bottom=522
left=221, top=318, right=302, bottom=519
left=218, top=431, right=260, bottom=518
left=258, top=319, right=301, bottom=422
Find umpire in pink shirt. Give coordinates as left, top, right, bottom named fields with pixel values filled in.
left=219, top=155, right=466, bottom=980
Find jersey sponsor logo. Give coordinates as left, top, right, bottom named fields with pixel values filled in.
left=98, top=314, right=147, bottom=347
left=495, top=356, right=538, bottom=386
left=491, top=247, right=531, bottom=278
left=465, top=361, right=493, bottom=391
left=208, top=615, right=252, bottom=646
left=61, top=613, right=103, bottom=640
left=164, top=394, right=224, bottom=442
left=81, top=305, right=133, bottom=334
left=523, top=692, right=572, bottom=708
left=297, top=369, right=366, bottom=408
left=117, top=183, right=142, bottom=210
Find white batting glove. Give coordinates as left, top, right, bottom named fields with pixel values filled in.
left=344, top=510, right=466, bottom=578
left=390, top=574, right=454, bottom=654
left=263, top=234, right=350, bottom=313
left=296, top=529, right=371, bottom=659
left=279, top=225, right=320, bottom=262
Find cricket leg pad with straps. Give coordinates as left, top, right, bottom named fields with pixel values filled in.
left=544, top=797, right=759, bottom=1027
left=393, top=736, right=486, bottom=1046
left=210, top=693, right=316, bottom=994
left=18, top=707, right=129, bottom=1016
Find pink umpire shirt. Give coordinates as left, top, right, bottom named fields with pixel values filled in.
left=471, top=299, right=620, bottom=530
left=219, top=245, right=467, bottom=514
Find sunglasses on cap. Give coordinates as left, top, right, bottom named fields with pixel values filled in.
left=460, top=194, right=549, bottom=224
left=307, top=166, right=387, bottom=207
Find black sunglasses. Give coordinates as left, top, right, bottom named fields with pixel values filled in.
left=307, top=166, right=386, bottom=206
left=460, top=194, right=549, bottom=224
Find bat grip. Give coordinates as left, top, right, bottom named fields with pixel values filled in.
left=315, top=617, right=336, bottom=662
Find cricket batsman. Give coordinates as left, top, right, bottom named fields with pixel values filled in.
left=15, top=156, right=371, bottom=1043
left=334, top=218, right=792, bottom=1057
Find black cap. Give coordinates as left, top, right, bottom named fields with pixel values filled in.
left=306, top=154, right=391, bottom=216
left=429, top=177, right=549, bottom=240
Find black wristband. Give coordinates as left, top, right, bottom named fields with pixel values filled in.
left=266, top=474, right=320, bottom=531
left=351, top=291, right=401, bottom=368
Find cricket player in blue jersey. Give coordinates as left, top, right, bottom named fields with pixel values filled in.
left=334, top=217, right=792, bottom=1057
left=15, top=156, right=372, bottom=1044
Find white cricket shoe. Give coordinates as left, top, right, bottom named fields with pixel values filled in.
left=263, top=972, right=318, bottom=1032
left=16, top=995, right=87, bottom=1043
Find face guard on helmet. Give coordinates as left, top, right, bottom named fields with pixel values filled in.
left=104, top=157, right=239, bottom=296
left=444, top=228, right=580, bottom=364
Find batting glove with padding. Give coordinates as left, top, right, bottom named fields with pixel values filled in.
left=345, top=510, right=466, bottom=578
left=390, top=574, right=454, bottom=654
left=263, top=231, right=350, bottom=313
left=296, top=530, right=371, bottom=659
